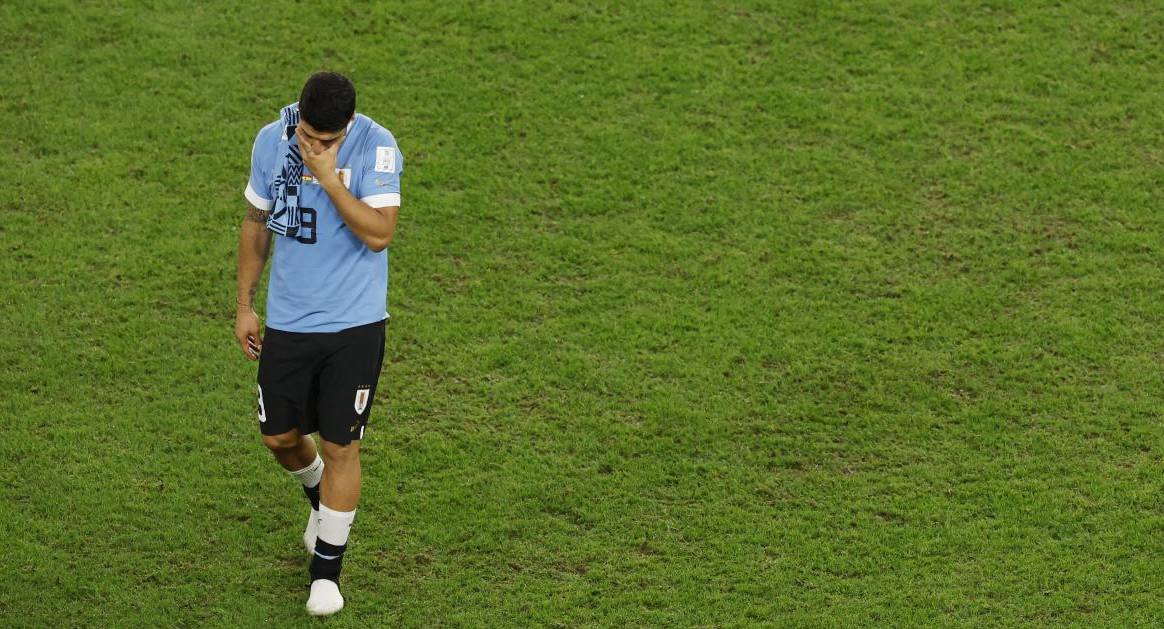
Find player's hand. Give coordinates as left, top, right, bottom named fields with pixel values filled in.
left=297, top=126, right=343, bottom=186
left=235, top=306, right=263, bottom=361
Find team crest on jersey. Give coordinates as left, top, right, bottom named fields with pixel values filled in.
left=354, top=386, right=371, bottom=414
left=302, top=168, right=351, bottom=187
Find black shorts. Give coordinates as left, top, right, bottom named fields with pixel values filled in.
left=256, top=319, right=386, bottom=445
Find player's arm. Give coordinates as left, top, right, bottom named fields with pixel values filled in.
left=320, top=179, right=398, bottom=252
left=235, top=203, right=272, bottom=360
left=298, top=126, right=397, bottom=252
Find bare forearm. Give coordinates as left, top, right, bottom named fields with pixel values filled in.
left=320, top=178, right=397, bottom=252
left=237, top=215, right=272, bottom=306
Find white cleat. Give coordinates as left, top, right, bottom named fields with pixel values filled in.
left=303, top=508, right=319, bottom=554
left=306, top=579, right=344, bottom=616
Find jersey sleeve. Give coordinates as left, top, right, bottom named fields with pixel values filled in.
left=358, top=132, right=403, bottom=208
left=244, top=125, right=276, bottom=211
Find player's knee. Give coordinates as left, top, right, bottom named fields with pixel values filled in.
left=320, top=439, right=359, bottom=465
left=261, top=430, right=300, bottom=452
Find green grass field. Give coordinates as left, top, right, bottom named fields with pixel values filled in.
left=4, top=1, right=1164, bottom=626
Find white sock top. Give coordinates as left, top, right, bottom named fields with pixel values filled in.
left=289, top=454, right=325, bottom=488
left=318, top=504, right=356, bottom=546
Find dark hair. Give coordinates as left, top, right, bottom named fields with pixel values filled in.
left=299, top=72, right=356, bottom=132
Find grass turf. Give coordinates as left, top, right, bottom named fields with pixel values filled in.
left=2, top=1, right=1164, bottom=627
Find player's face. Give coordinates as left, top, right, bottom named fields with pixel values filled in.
left=297, top=119, right=348, bottom=154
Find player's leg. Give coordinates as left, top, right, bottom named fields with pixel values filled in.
left=306, top=438, right=360, bottom=616
left=260, top=428, right=316, bottom=470
left=261, top=429, right=324, bottom=552
left=318, top=438, right=361, bottom=510
left=257, top=327, right=326, bottom=552
left=305, top=319, right=385, bottom=616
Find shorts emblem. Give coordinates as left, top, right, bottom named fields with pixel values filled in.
left=354, top=386, right=371, bottom=414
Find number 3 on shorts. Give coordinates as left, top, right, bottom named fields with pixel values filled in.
left=257, top=384, right=267, bottom=423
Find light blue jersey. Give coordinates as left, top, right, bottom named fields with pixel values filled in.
left=244, top=114, right=403, bottom=332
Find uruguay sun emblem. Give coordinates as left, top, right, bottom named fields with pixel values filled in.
left=354, top=387, right=370, bottom=414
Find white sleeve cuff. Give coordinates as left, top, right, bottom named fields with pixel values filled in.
left=361, top=192, right=401, bottom=208
left=245, top=182, right=273, bottom=211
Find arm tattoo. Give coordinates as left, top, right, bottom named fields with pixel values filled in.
left=245, top=206, right=270, bottom=223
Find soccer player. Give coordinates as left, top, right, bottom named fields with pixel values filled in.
left=233, top=71, right=402, bottom=616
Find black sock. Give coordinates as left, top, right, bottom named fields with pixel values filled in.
left=310, top=539, right=346, bottom=585
left=302, top=483, right=321, bottom=511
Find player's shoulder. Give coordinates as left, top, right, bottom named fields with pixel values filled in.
left=352, top=114, right=399, bottom=150
left=251, top=119, right=284, bottom=157
left=350, top=114, right=403, bottom=175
